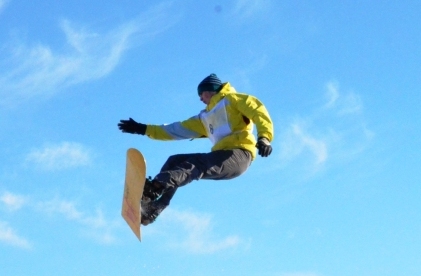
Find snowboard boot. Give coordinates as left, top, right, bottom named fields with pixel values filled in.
left=142, top=176, right=164, bottom=203
left=141, top=201, right=168, bottom=226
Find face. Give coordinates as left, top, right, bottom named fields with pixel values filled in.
left=199, top=91, right=215, bottom=105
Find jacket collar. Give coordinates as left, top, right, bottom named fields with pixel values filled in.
left=206, top=82, right=235, bottom=111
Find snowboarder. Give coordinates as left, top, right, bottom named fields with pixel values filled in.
left=118, top=74, right=274, bottom=225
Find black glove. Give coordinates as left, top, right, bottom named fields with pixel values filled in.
left=256, top=137, right=272, bottom=157
left=118, top=118, right=147, bottom=135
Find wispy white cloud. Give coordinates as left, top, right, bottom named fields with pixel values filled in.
left=0, top=190, right=120, bottom=246
left=158, top=208, right=242, bottom=254
left=0, top=221, right=32, bottom=249
left=322, top=80, right=374, bottom=152
left=280, top=121, right=328, bottom=168
left=0, top=191, right=28, bottom=211
left=37, top=198, right=119, bottom=245
left=232, top=53, right=268, bottom=91
left=0, top=0, right=8, bottom=13
left=25, top=142, right=92, bottom=171
left=278, top=80, right=373, bottom=172
left=281, top=273, right=321, bottom=276
left=38, top=198, right=83, bottom=220
left=324, top=80, right=362, bottom=115
left=232, top=0, right=271, bottom=18
left=324, top=81, right=340, bottom=108
left=0, top=2, right=178, bottom=107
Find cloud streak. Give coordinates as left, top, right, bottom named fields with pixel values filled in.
left=0, top=2, right=178, bottom=107
left=0, top=191, right=121, bottom=246
left=0, top=191, right=32, bottom=249
left=37, top=197, right=120, bottom=245
left=0, top=0, right=8, bottom=13
left=281, top=273, right=321, bottom=276
left=232, top=0, right=271, bottom=19
left=278, top=80, right=373, bottom=172
left=0, top=221, right=32, bottom=249
left=0, top=191, right=28, bottom=211
left=25, top=142, right=92, bottom=171
left=324, top=80, right=362, bottom=115
left=158, top=208, right=242, bottom=254
left=280, top=122, right=328, bottom=168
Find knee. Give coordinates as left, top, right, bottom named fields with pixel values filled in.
left=166, top=154, right=184, bottom=166
left=161, top=154, right=184, bottom=171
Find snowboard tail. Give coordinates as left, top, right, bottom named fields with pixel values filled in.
left=121, top=148, right=146, bottom=241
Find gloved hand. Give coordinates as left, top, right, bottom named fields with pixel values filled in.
left=256, top=137, right=272, bottom=157
left=118, top=118, right=147, bottom=135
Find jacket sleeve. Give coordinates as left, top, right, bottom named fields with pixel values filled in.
left=145, top=115, right=207, bottom=141
left=230, top=93, right=274, bottom=141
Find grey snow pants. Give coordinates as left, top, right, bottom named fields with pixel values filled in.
left=154, top=149, right=252, bottom=206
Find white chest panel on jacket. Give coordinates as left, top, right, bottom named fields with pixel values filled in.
left=199, top=98, right=232, bottom=145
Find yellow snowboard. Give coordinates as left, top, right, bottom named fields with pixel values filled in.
left=121, top=148, right=145, bottom=241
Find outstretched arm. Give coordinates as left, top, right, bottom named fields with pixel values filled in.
left=145, top=115, right=207, bottom=141
left=118, top=118, right=147, bottom=135
left=118, top=116, right=207, bottom=141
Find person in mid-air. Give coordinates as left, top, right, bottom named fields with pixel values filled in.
left=118, top=73, right=274, bottom=225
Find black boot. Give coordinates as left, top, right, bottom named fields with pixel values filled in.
left=142, top=177, right=165, bottom=202
left=141, top=200, right=168, bottom=226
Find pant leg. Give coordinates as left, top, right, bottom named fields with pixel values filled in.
left=155, top=149, right=252, bottom=205
left=154, top=154, right=194, bottom=205
left=200, top=149, right=252, bottom=181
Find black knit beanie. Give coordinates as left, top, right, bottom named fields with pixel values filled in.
left=197, top=74, right=222, bottom=95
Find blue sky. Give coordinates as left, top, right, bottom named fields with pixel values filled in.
left=1, top=0, right=420, bottom=275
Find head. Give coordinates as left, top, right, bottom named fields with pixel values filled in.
left=197, top=73, right=222, bottom=105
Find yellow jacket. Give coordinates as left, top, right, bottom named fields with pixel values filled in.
left=145, top=83, right=273, bottom=160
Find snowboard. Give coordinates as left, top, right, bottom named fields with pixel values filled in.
left=121, top=148, right=146, bottom=241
